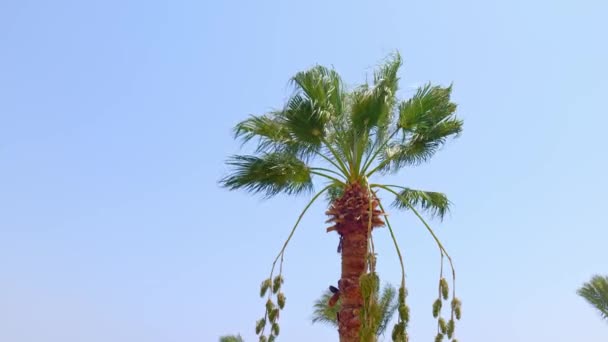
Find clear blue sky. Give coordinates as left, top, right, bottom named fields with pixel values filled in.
left=1, top=0, right=607, bottom=341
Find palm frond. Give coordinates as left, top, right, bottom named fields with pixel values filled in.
left=391, top=187, right=450, bottom=220
left=398, top=83, right=456, bottom=132
left=235, top=112, right=321, bottom=161
left=282, top=94, right=327, bottom=147
left=234, top=113, right=290, bottom=149
left=220, top=153, right=313, bottom=197
left=351, top=53, right=401, bottom=134
left=312, top=290, right=339, bottom=327
left=377, top=284, right=399, bottom=336
left=311, top=284, right=399, bottom=336
left=219, top=335, right=244, bottom=342
left=325, top=181, right=345, bottom=203
left=291, top=65, right=345, bottom=119
left=578, top=275, right=608, bottom=321
left=381, top=138, right=442, bottom=169
left=373, top=83, right=461, bottom=172
left=322, top=119, right=356, bottom=172
left=284, top=66, right=349, bottom=166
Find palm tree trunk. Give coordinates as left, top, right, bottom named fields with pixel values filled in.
left=326, top=183, right=384, bottom=342
left=338, top=224, right=367, bottom=341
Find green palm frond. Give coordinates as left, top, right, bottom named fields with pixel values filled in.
left=325, top=181, right=345, bottom=203
left=578, top=275, right=608, bottom=321
left=220, top=153, right=312, bottom=197
left=398, top=83, right=456, bottom=132
left=398, top=84, right=461, bottom=153
left=377, top=284, right=399, bottom=336
left=351, top=53, right=401, bottom=134
left=291, top=65, right=345, bottom=120
left=382, top=139, right=441, bottom=168
left=282, top=94, right=327, bottom=147
left=234, top=113, right=290, bottom=150
left=371, top=84, right=461, bottom=172
left=234, top=112, right=322, bottom=162
left=391, top=187, right=450, bottom=220
left=311, top=284, right=398, bottom=336
left=219, top=335, right=244, bottom=342
left=312, top=290, right=339, bottom=326
left=363, top=83, right=461, bottom=177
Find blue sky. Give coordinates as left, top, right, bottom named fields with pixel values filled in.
left=1, top=0, right=607, bottom=341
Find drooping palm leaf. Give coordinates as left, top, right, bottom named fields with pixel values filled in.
left=234, top=113, right=291, bottom=150
left=391, top=187, right=451, bottom=220
left=220, top=153, right=312, bottom=197
left=312, top=290, right=340, bottom=327
left=376, top=284, right=399, bottom=336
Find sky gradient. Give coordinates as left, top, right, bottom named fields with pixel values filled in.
left=1, top=0, right=607, bottom=341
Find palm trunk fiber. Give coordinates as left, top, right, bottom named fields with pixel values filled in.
left=326, top=183, right=384, bottom=342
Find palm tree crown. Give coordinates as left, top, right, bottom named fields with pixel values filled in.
left=222, top=53, right=461, bottom=199
left=221, top=53, right=463, bottom=342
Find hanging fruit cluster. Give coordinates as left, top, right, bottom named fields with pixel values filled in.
left=432, top=275, right=462, bottom=342
left=256, top=275, right=286, bottom=342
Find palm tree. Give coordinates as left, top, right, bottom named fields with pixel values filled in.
left=221, top=53, right=462, bottom=342
left=313, top=284, right=398, bottom=337
left=578, top=275, right=608, bottom=322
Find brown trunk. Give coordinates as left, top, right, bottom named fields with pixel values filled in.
left=326, top=183, right=384, bottom=342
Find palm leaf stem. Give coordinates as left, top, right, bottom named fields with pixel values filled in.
left=362, top=129, right=400, bottom=177
left=310, top=167, right=347, bottom=181
left=310, top=171, right=346, bottom=185
left=321, top=138, right=351, bottom=177
left=373, top=184, right=456, bottom=296
left=268, top=185, right=332, bottom=278
left=314, top=151, right=348, bottom=176
left=375, top=198, right=406, bottom=288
